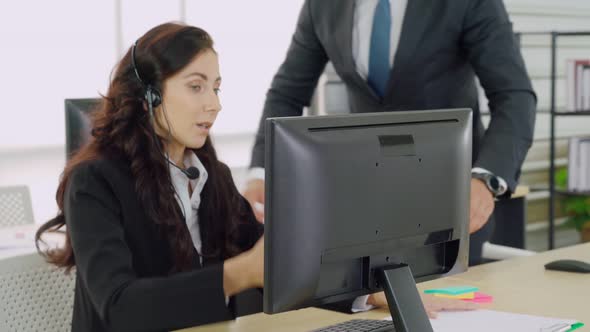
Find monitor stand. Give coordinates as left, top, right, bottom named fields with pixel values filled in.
left=377, top=264, right=434, bottom=332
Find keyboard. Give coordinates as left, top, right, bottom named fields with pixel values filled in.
left=312, top=319, right=395, bottom=332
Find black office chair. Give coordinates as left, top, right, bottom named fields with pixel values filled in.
left=65, top=98, right=100, bottom=159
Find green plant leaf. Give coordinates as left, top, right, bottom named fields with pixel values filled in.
left=555, top=167, right=568, bottom=188
left=565, top=215, right=590, bottom=232
left=564, top=197, right=589, bottom=215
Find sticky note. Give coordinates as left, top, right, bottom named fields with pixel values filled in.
left=567, top=322, right=584, bottom=331
left=461, top=292, right=493, bottom=303
left=434, top=292, right=475, bottom=299
left=424, top=286, right=478, bottom=295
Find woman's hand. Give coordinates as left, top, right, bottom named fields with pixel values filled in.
left=223, top=236, right=264, bottom=297
left=367, top=291, right=479, bottom=318
left=244, top=236, right=265, bottom=288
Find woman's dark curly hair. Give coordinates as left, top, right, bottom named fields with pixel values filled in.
left=36, top=22, right=249, bottom=272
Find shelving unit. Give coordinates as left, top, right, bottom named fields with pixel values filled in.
left=517, top=31, right=590, bottom=249
left=484, top=32, right=590, bottom=249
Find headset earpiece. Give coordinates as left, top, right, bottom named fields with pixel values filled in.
left=131, top=41, right=161, bottom=109
left=145, top=86, right=162, bottom=108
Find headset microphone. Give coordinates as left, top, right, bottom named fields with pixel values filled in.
left=167, top=160, right=200, bottom=180
left=183, top=166, right=200, bottom=180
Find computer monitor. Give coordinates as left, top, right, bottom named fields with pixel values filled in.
left=264, top=109, right=472, bottom=331
left=65, top=98, right=100, bottom=159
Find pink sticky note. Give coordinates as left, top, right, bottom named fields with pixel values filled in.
left=461, top=292, right=493, bottom=303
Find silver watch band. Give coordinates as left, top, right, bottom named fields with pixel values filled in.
left=472, top=170, right=508, bottom=197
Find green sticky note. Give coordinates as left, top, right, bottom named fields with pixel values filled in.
left=566, top=322, right=584, bottom=331
left=424, top=286, right=479, bottom=295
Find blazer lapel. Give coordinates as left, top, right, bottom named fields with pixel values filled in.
left=385, top=0, right=436, bottom=99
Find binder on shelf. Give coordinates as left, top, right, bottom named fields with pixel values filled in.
left=567, top=60, right=576, bottom=112
left=565, top=59, right=590, bottom=112
left=584, top=65, right=590, bottom=111
left=568, top=137, right=590, bottom=192
left=568, top=137, right=580, bottom=191
left=580, top=139, right=590, bottom=190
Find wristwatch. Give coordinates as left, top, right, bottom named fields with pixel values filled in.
left=472, top=171, right=508, bottom=198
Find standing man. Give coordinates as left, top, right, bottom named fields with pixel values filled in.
left=244, top=0, right=536, bottom=267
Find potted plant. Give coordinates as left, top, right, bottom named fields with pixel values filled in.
left=555, top=168, right=590, bottom=242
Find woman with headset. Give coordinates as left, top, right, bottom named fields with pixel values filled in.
left=36, top=22, right=263, bottom=331
left=36, top=22, right=476, bottom=331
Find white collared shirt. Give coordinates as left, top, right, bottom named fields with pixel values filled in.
left=169, top=152, right=232, bottom=305
left=169, top=150, right=208, bottom=258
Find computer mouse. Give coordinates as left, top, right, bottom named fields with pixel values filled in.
left=544, top=259, right=590, bottom=273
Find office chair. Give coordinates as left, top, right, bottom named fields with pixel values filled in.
left=0, top=253, right=75, bottom=332
left=0, top=186, right=35, bottom=228
left=483, top=189, right=536, bottom=261
left=65, top=98, right=98, bottom=159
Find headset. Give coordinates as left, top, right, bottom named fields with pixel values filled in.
left=131, top=40, right=201, bottom=223
left=131, top=40, right=199, bottom=181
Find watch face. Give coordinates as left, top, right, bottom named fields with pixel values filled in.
left=488, top=176, right=500, bottom=191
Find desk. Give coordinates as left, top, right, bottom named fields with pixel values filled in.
left=512, top=185, right=530, bottom=199
left=181, top=243, right=590, bottom=332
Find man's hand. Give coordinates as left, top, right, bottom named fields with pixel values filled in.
left=469, top=178, right=495, bottom=234
left=242, top=179, right=265, bottom=223
left=367, top=292, right=479, bottom=319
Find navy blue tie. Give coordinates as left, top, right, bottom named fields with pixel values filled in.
left=368, top=0, right=391, bottom=98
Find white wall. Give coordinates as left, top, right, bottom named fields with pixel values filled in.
left=0, top=0, right=304, bottom=224
left=0, top=0, right=304, bottom=151
left=1, top=0, right=589, bottom=226
left=0, top=1, right=117, bottom=148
